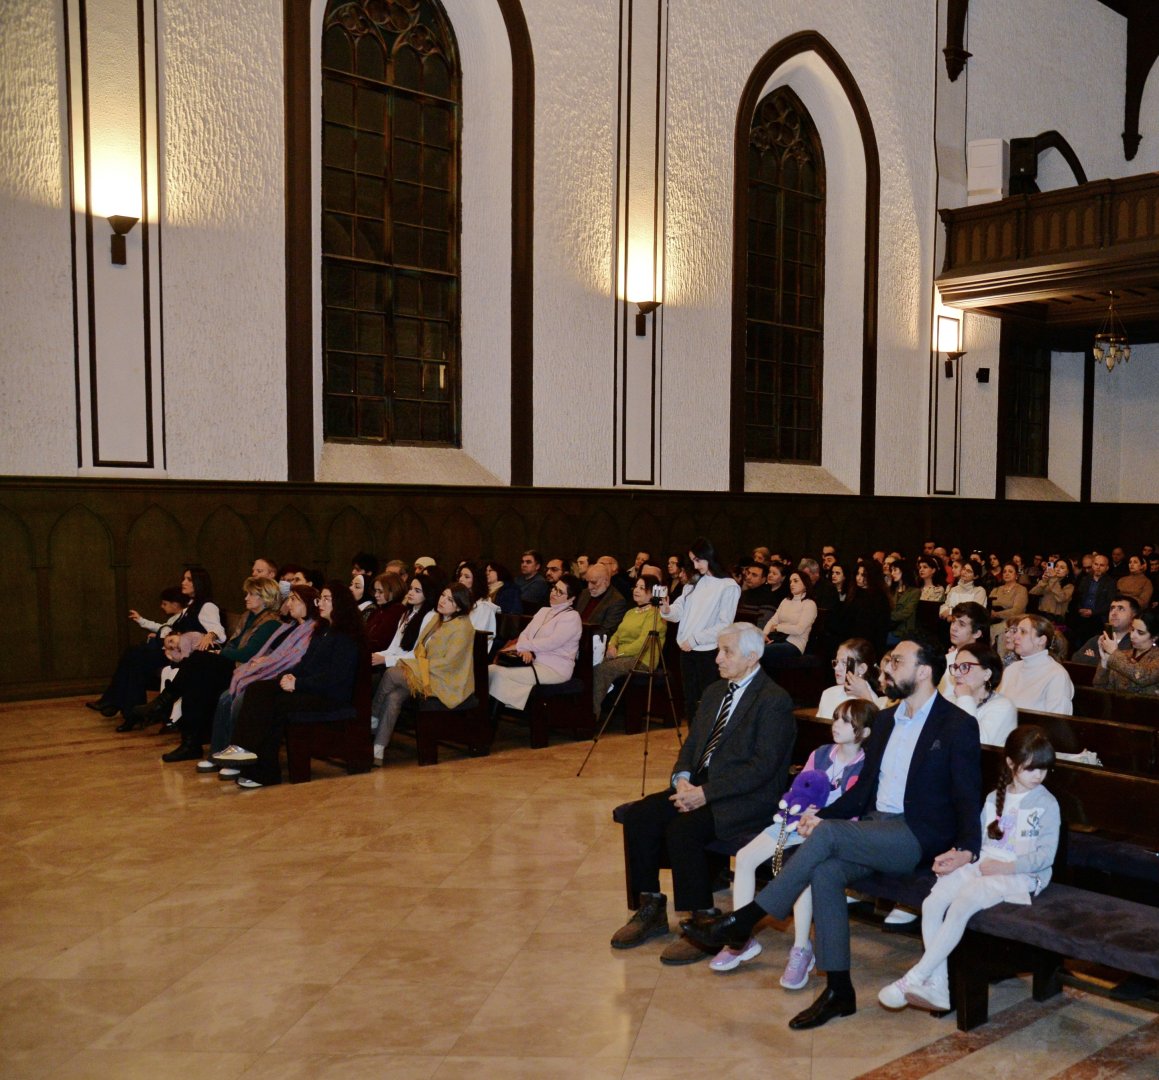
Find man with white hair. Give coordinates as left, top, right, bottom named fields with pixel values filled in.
left=610, top=622, right=796, bottom=965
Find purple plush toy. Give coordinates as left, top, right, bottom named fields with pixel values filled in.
left=769, top=769, right=831, bottom=876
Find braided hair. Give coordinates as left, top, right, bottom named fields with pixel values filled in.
left=988, top=726, right=1055, bottom=840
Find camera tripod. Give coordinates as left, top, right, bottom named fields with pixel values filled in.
left=576, top=601, right=683, bottom=794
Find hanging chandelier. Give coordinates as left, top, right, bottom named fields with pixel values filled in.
left=1092, top=291, right=1131, bottom=372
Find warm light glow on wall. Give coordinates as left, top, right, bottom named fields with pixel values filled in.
left=624, top=226, right=663, bottom=304
left=936, top=312, right=961, bottom=353
left=88, top=142, right=143, bottom=220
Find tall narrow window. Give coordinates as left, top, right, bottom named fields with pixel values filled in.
left=1006, top=341, right=1051, bottom=477
left=321, top=0, right=461, bottom=445
left=744, top=87, right=825, bottom=463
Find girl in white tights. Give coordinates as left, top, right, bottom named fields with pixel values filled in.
left=712, top=698, right=876, bottom=988
left=878, top=726, right=1060, bottom=1012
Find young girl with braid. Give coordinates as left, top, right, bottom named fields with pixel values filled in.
left=878, top=726, right=1060, bottom=1012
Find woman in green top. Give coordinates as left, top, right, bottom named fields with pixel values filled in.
left=592, top=573, right=667, bottom=715
left=148, top=576, right=286, bottom=761
left=885, top=559, right=920, bottom=645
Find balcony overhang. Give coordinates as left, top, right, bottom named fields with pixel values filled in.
left=936, top=172, right=1159, bottom=344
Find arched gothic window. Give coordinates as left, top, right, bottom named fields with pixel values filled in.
left=321, top=0, right=461, bottom=445
left=744, top=87, right=825, bottom=463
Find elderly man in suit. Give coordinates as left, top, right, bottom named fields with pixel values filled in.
left=576, top=563, right=629, bottom=640
left=683, top=631, right=981, bottom=1027
left=610, top=622, right=796, bottom=965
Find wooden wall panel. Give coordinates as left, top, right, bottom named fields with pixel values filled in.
left=1, top=477, right=1156, bottom=700
left=47, top=506, right=118, bottom=684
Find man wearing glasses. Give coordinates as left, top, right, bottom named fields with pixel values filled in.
left=682, top=632, right=980, bottom=1030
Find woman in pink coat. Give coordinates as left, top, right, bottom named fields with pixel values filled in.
left=489, top=575, right=583, bottom=710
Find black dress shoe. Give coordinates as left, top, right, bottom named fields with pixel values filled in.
left=788, top=988, right=857, bottom=1030
left=98, top=704, right=120, bottom=718
left=85, top=699, right=112, bottom=712
left=679, top=911, right=753, bottom=951
left=161, top=743, right=202, bottom=763
left=115, top=715, right=144, bottom=733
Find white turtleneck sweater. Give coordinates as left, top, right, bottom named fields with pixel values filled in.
left=997, top=649, right=1074, bottom=715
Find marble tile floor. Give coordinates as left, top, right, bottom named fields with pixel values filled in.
left=0, top=696, right=1155, bottom=1079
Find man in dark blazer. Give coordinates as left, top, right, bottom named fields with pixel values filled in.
left=610, top=622, right=796, bottom=965
left=576, top=563, right=629, bottom=639
left=683, top=631, right=981, bottom=1027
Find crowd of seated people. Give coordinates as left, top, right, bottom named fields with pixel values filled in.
left=82, top=534, right=1159, bottom=789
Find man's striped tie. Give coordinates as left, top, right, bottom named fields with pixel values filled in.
left=695, top=681, right=739, bottom=774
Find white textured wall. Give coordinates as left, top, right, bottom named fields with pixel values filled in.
left=1113, top=343, right=1159, bottom=502
left=966, top=0, right=1127, bottom=185
left=1048, top=351, right=1085, bottom=501
left=659, top=0, right=936, bottom=494
left=521, top=0, right=619, bottom=487
left=958, top=311, right=1000, bottom=498
left=0, top=0, right=75, bottom=475
left=160, top=0, right=286, bottom=480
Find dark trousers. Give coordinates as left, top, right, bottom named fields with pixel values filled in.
left=101, top=640, right=164, bottom=712
left=754, top=815, right=923, bottom=971
left=621, top=789, right=719, bottom=912
left=174, top=652, right=235, bottom=746
left=679, top=649, right=718, bottom=722
left=233, top=679, right=336, bottom=785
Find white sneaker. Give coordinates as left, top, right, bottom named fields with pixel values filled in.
left=883, top=907, right=918, bottom=926
left=195, top=759, right=219, bottom=774
left=373, top=744, right=385, bottom=765
left=878, top=973, right=918, bottom=1009
left=904, top=974, right=950, bottom=1011
left=218, top=767, right=240, bottom=780
left=236, top=777, right=263, bottom=790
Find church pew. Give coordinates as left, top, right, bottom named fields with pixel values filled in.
left=1016, top=708, right=1158, bottom=775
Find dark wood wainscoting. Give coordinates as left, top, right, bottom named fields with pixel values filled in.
left=1, top=477, right=1155, bottom=700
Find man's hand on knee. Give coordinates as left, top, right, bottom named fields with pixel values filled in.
left=669, top=784, right=706, bottom=812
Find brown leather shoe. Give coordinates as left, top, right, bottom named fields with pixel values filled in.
left=610, top=893, right=668, bottom=949
left=659, top=933, right=714, bottom=965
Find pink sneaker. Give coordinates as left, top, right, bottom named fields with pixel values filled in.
left=709, top=938, right=762, bottom=972
left=779, top=944, right=816, bottom=989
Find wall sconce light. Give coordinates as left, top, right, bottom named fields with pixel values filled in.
left=108, top=215, right=139, bottom=265
left=936, top=314, right=965, bottom=378
left=635, top=300, right=661, bottom=336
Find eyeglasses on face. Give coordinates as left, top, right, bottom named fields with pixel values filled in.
left=948, top=662, right=980, bottom=675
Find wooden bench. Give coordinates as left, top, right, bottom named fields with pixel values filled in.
left=284, top=653, right=373, bottom=783
left=523, top=624, right=600, bottom=748
left=1072, top=683, right=1159, bottom=728
left=1016, top=708, right=1158, bottom=775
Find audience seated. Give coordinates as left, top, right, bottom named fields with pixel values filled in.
left=214, top=581, right=366, bottom=788
left=1116, top=555, right=1154, bottom=612
left=915, top=555, right=945, bottom=602
left=456, top=561, right=499, bottom=641
left=938, top=560, right=986, bottom=619
left=486, top=561, right=523, bottom=615
left=761, top=570, right=818, bottom=669
left=1070, top=596, right=1138, bottom=664
left=89, top=566, right=225, bottom=726
left=200, top=584, right=324, bottom=774
left=997, top=615, right=1074, bottom=715
left=489, top=574, right=584, bottom=711
left=516, top=550, right=551, bottom=613
left=147, top=576, right=284, bottom=761
left=816, top=638, right=887, bottom=718
left=942, top=642, right=1016, bottom=747
left=372, top=576, right=439, bottom=671
left=1029, top=558, right=1074, bottom=622
left=592, top=573, right=667, bottom=717
left=365, top=572, right=407, bottom=654
left=1071, top=553, right=1115, bottom=648
left=575, top=563, right=629, bottom=640
left=988, top=563, right=1029, bottom=646
left=1093, top=609, right=1159, bottom=696
left=372, top=583, right=477, bottom=762
left=938, top=602, right=988, bottom=694
left=350, top=572, right=375, bottom=616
